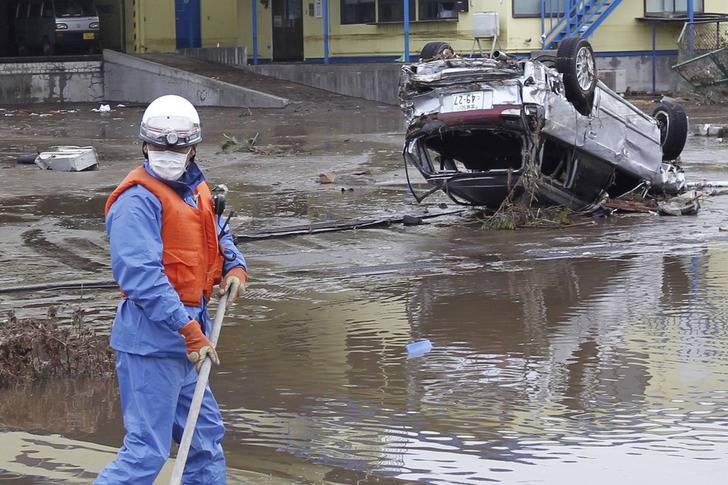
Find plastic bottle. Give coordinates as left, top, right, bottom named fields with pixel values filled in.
left=406, top=339, right=433, bottom=357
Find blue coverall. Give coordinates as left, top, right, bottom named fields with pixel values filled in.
left=95, top=161, right=246, bottom=484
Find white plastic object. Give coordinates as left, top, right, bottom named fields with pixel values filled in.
left=473, top=11, right=499, bottom=38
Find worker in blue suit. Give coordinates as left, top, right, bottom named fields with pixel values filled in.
left=95, top=95, right=247, bottom=484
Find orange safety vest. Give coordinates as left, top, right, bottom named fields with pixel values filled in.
left=105, top=166, right=224, bottom=306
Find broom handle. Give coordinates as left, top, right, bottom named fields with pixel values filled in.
left=168, top=291, right=229, bottom=485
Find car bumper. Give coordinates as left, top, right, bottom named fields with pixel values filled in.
left=55, top=31, right=99, bottom=49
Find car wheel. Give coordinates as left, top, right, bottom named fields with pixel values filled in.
left=420, top=42, right=454, bottom=61
left=42, top=38, right=54, bottom=56
left=653, top=100, right=688, bottom=161
left=556, top=37, right=597, bottom=116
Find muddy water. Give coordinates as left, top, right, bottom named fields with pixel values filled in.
left=1, top=102, right=728, bottom=484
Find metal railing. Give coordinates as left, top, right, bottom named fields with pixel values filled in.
left=541, top=0, right=622, bottom=49
left=541, top=0, right=581, bottom=48
left=674, top=20, right=728, bottom=87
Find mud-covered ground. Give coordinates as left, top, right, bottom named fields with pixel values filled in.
left=1, top=89, right=728, bottom=484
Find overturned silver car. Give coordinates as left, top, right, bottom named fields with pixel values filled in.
left=400, top=38, right=688, bottom=210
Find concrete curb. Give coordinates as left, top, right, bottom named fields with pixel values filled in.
left=103, top=50, right=288, bottom=108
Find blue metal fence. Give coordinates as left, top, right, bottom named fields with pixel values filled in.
left=541, top=0, right=623, bottom=49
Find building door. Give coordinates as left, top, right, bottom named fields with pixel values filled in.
left=272, top=0, right=303, bottom=61
left=175, top=0, right=201, bottom=49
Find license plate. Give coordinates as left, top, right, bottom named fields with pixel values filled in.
left=445, top=92, right=491, bottom=112
left=83, top=32, right=95, bottom=40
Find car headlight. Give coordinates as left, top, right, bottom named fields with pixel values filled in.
left=89, top=22, right=100, bottom=29
left=56, top=23, right=68, bottom=30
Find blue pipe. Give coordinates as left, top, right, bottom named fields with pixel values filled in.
left=403, top=0, right=410, bottom=62
left=565, top=0, right=571, bottom=37
left=252, top=0, right=258, bottom=65
left=688, top=0, right=695, bottom=55
left=323, top=0, right=329, bottom=64
left=541, top=0, right=545, bottom=47
left=652, top=22, right=657, bottom=94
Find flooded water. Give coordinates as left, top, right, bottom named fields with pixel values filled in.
left=1, top=100, right=728, bottom=484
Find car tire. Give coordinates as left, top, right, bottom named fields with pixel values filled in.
left=653, top=100, right=688, bottom=161
left=556, top=37, right=597, bottom=116
left=42, top=38, right=54, bottom=56
left=420, top=42, right=454, bottom=61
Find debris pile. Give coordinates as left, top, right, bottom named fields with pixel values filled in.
left=480, top=201, right=587, bottom=231
left=220, top=132, right=299, bottom=156
left=221, top=132, right=260, bottom=153
left=0, top=307, right=113, bottom=387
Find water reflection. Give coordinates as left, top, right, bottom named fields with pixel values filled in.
left=0, top=378, right=118, bottom=436
left=215, top=247, right=728, bottom=483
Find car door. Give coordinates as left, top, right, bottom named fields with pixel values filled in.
left=587, top=88, right=628, bottom=164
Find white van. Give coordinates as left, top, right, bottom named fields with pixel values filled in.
left=14, top=0, right=100, bottom=55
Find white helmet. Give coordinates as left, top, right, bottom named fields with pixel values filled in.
left=140, top=95, right=202, bottom=148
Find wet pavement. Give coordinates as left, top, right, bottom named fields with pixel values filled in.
left=1, top=96, right=728, bottom=484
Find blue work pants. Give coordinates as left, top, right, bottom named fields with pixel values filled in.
left=95, top=351, right=226, bottom=484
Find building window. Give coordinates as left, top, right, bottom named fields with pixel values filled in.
left=645, top=0, right=704, bottom=17
left=341, top=0, right=375, bottom=24
left=419, top=0, right=458, bottom=20
left=342, top=0, right=461, bottom=24
left=378, top=0, right=416, bottom=22
left=513, top=0, right=566, bottom=18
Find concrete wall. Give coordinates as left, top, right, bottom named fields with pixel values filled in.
left=0, top=60, right=104, bottom=105
left=248, top=62, right=402, bottom=104
left=597, top=54, right=680, bottom=93
left=103, top=49, right=288, bottom=107
left=246, top=52, right=678, bottom=105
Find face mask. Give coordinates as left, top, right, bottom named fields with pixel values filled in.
left=147, top=149, right=190, bottom=181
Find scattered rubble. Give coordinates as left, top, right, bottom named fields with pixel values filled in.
left=221, top=132, right=260, bottom=153
left=604, top=197, right=656, bottom=214
left=318, top=172, right=337, bottom=184
left=657, top=191, right=703, bottom=216
left=693, top=123, right=728, bottom=137
left=220, top=132, right=298, bottom=156
left=479, top=201, right=587, bottom=231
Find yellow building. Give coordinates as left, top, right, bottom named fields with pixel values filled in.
left=120, top=0, right=728, bottom=62
left=93, top=0, right=727, bottom=96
